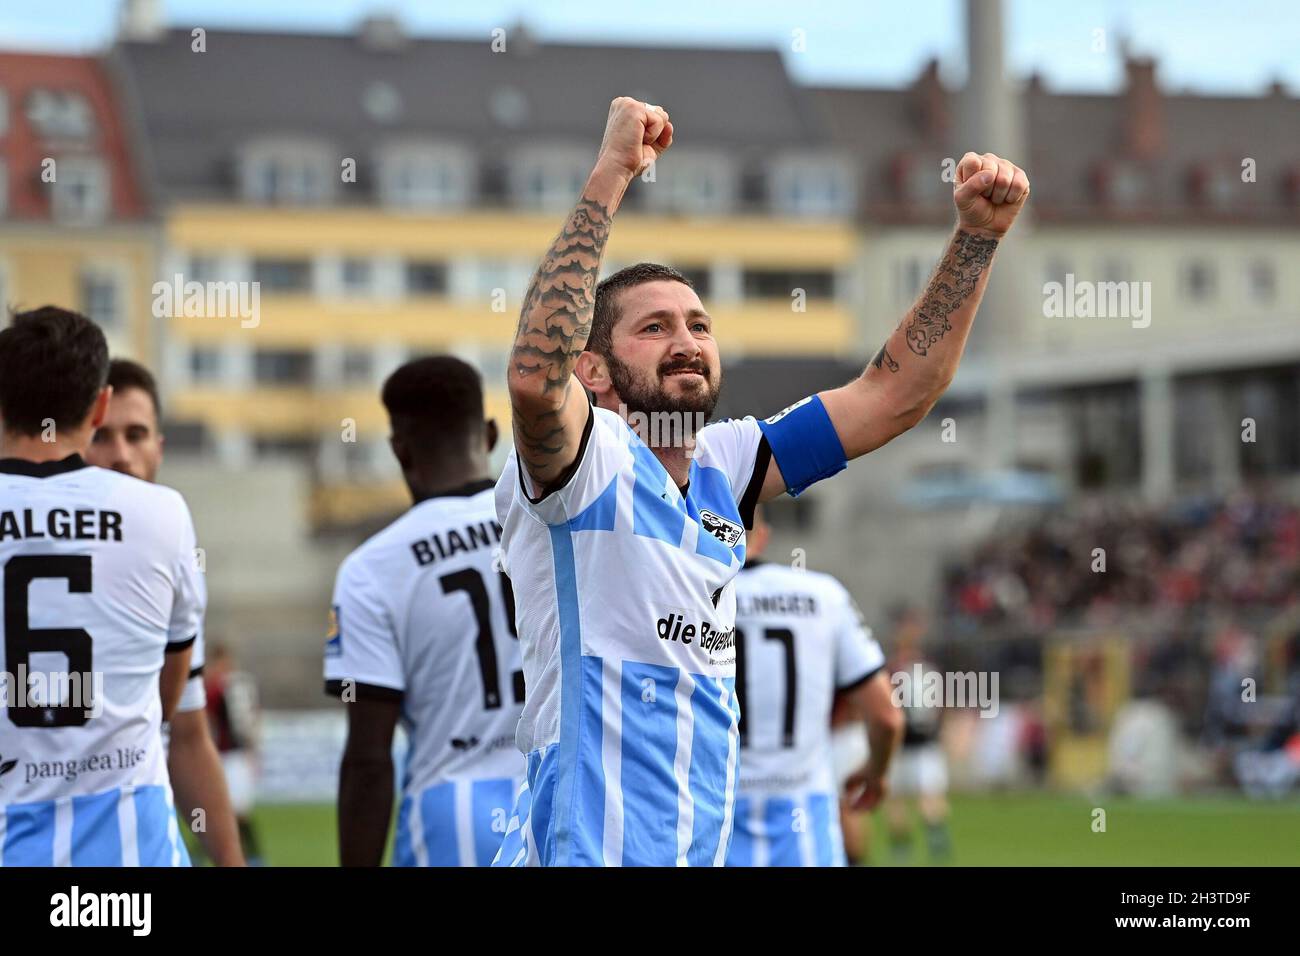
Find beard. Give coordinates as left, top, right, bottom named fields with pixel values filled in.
left=605, top=351, right=723, bottom=420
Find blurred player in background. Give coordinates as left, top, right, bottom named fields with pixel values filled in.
left=0, top=307, right=200, bottom=865
left=882, top=609, right=952, bottom=863
left=325, top=357, right=524, bottom=866
left=86, top=358, right=245, bottom=866
left=206, top=644, right=262, bottom=864
left=496, top=95, right=1027, bottom=865
left=726, top=506, right=901, bottom=866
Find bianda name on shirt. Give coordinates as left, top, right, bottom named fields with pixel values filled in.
left=492, top=398, right=846, bottom=867
left=0, top=455, right=202, bottom=867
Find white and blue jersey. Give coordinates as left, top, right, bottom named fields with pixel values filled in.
left=725, top=561, right=884, bottom=867
left=493, top=396, right=846, bottom=866
left=0, top=455, right=203, bottom=867
left=325, top=480, right=525, bottom=866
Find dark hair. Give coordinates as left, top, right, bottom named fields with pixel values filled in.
left=0, top=306, right=109, bottom=437
left=381, top=355, right=485, bottom=458
left=107, top=358, right=162, bottom=421
left=589, top=262, right=693, bottom=359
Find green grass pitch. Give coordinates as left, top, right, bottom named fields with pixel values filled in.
left=194, top=793, right=1300, bottom=867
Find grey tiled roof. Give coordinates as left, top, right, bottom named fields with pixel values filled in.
left=112, top=28, right=828, bottom=202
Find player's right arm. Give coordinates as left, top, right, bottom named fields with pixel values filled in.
left=325, top=555, right=405, bottom=866
left=508, top=96, right=672, bottom=493
left=841, top=673, right=904, bottom=810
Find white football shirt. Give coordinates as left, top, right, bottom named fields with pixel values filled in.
left=0, top=455, right=202, bottom=866
left=325, top=480, right=525, bottom=866
left=725, top=560, right=884, bottom=867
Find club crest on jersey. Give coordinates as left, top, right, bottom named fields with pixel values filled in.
left=700, top=510, right=743, bottom=547
left=324, top=606, right=341, bottom=657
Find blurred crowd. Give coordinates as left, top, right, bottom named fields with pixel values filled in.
left=941, top=491, right=1300, bottom=634
left=932, top=490, right=1300, bottom=795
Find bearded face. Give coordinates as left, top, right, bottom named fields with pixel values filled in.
left=597, top=279, right=724, bottom=422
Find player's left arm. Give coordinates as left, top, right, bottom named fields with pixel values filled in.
left=168, top=709, right=247, bottom=866
left=757, top=153, right=1029, bottom=501
left=159, top=646, right=192, bottom=722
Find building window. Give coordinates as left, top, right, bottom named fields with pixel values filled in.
left=253, top=258, right=311, bottom=293
left=378, top=145, right=470, bottom=209
left=242, top=144, right=333, bottom=205
left=742, top=269, right=835, bottom=300
left=646, top=153, right=736, bottom=215
left=189, top=347, right=223, bottom=384
left=674, top=267, right=711, bottom=298
left=0, top=89, right=8, bottom=136
left=25, top=89, right=94, bottom=140
left=769, top=157, right=852, bottom=218
left=51, top=157, right=109, bottom=224
left=341, top=258, right=373, bottom=296
left=1247, top=259, right=1276, bottom=305
left=405, top=260, right=447, bottom=296
left=254, top=350, right=313, bottom=386
left=80, top=269, right=122, bottom=330
left=341, top=348, right=373, bottom=385
left=511, top=150, right=590, bottom=211
left=187, top=254, right=222, bottom=284
left=253, top=436, right=318, bottom=462
left=1102, top=162, right=1147, bottom=206
left=1099, top=256, right=1129, bottom=285
left=0, top=159, right=7, bottom=218
left=1182, top=260, right=1216, bottom=302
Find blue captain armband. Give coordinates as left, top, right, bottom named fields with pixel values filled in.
left=756, top=394, right=847, bottom=497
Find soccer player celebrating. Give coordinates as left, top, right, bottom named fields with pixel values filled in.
left=726, top=506, right=901, bottom=867
left=494, top=97, right=1028, bottom=866
left=326, top=357, right=525, bottom=866
left=0, top=308, right=202, bottom=865
left=86, top=358, right=245, bottom=866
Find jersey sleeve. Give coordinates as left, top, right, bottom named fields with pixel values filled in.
left=323, top=552, right=404, bottom=701
left=831, top=583, right=886, bottom=691
left=502, top=401, right=630, bottom=526
left=176, top=625, right=208, bottom=713
left=167, top=494, right=204, bottom=652
left=692, top=417, right=770, bottom=528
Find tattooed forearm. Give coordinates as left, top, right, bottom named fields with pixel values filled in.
left=510, top=196, right=612, bottom=397
left=904, top=230, right=999, bottom=357
left=870, top=343, right=900, bottom=373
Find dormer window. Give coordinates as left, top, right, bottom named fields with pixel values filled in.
left=769, top=154, right=853, bottom=218
left=241, top=141, right=335, bottom=205
left=377, top=143, right=472, bottom=210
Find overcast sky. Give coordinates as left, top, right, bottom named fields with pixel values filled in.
left=4, top=0, right=1297, bottom=95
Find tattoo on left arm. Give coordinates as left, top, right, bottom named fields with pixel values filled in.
left=870, top=343, right=900, bottom=373
left=904, top=230, right=999, bottom=357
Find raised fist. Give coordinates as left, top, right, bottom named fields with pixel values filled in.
left=952, top=152, right=1030, bottom=238
left=595, top=96, right=674, bottom=180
